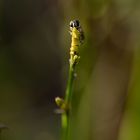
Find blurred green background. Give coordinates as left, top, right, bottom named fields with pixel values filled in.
left=0, top=0, right=140, bottom=140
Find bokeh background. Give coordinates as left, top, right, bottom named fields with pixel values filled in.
left=0, top=0, right=140, bottom=140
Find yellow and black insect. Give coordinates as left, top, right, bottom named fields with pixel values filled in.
left=69, top=20, right=84, bottom=66
left=69, top=20, right=84, bottom=44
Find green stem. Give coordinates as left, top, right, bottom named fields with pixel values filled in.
left=60, top=20, right=83, bottom=140
left=65, top=64, right=75, bottom=102
left=61, top=63, right=75, bottom=140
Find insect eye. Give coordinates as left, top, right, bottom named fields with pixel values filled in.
left=69, top=21, right=74, bottom=27
left=74, top=20, right=80, bottom=27
left=69, top=20, right=80, bottom=28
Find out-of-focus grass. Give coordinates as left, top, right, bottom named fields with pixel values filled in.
left=119, top=46, right=140, bottom=140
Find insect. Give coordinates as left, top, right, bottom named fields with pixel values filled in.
left=69, top=20, right=84, bottom=44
